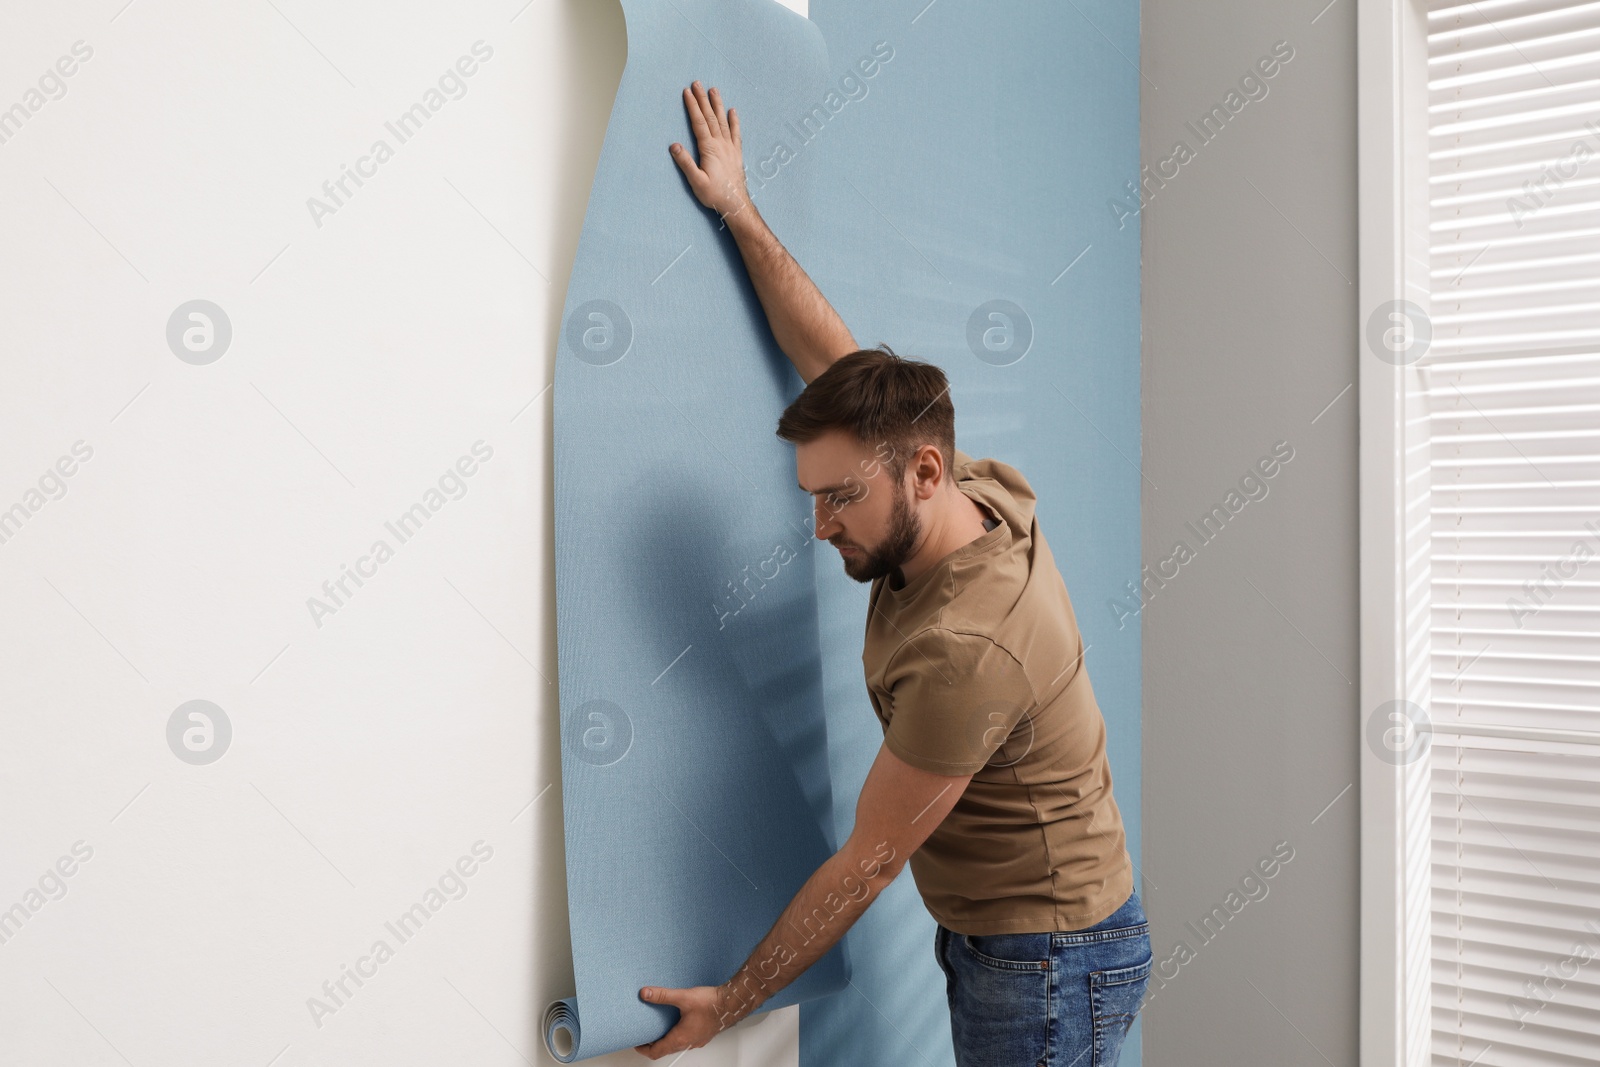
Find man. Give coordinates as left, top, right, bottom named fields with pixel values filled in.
left=635, top=81, right=1149, bottom=1067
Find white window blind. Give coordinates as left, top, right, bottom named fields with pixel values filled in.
left=1425, top=3, right=1600, bottom=1066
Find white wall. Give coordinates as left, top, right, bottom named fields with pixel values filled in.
left=0, top=2, right=808, bottom=1063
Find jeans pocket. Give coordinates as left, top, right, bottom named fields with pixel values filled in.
left=962, top=931, right=1053, bottom=971
left=1089, top=954, right=1151, bottom=1067
left=945, top=929, right=1051, bottom=1067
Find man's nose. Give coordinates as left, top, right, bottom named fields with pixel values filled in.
left=813, top=499, right=839, bottom=540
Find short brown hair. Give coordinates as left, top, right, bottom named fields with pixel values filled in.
left=775, top=345, right=955, bottom=481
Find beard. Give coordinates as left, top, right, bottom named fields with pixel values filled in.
left=836, top=481, right=921, bottom=584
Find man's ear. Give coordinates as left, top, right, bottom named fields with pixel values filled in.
left=908, top=443, right=947, bottom=500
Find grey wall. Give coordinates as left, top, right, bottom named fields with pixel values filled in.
left=1139, top=2, right=1359, bottom=1064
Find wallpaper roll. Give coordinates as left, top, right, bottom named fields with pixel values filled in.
left=549, top=0, right=1143, bottom=1064
left=547, top=1, right=847, bottom=1061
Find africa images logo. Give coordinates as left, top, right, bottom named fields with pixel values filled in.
left=1366, top=700, right=1430, bottom=766
left=1366, top=300, right=1431, bottom=366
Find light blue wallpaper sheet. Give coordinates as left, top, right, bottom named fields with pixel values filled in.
left=549, top=1, right=1141, bottom=1063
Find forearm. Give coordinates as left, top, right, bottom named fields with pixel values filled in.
left=725, top=204, right=857, bottom=385
left=632, top=743, right=963, bottom=1060
left=713, top=837, right=898, bottom=1028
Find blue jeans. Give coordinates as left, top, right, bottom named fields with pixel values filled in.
left=933, top=889, right=1151, bottom=1067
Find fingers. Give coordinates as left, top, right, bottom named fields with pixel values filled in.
left=634, top=990, right=668, bottom=1058
left=641, top=985, right=687, bottom=1008
left=690, top=80, right=713, bottom=126
left=691, top=81, right=721, bottom=141
left=709, top=85, right=730, bottom=136
left=634, top=1040, right=664, bottom=1060
left=682, top=84, right=712, bottom=143
left=667, top=141, right=703, bottom=183
left=728, top=106, right=740, bottom=146
left=634, top=987, right=714, bottom=1060
left=634, top=1036, right=690, bottom=1060
left=682, top=80, right=737, bottom=148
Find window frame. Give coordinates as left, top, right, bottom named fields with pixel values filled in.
left=1357, top=1, right=1434, bottom=1065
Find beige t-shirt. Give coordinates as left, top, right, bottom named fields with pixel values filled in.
left=862, top=448, right=1133, bottom=935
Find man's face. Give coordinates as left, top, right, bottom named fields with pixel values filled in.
left=795, top=430, right=921, bottom=583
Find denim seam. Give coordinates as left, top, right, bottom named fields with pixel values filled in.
left=1094, top=959, right=1152, bottom=987
left=1089, top=958, right=1150, bottom=1066
left=960, top=934, right=1051, bottom=971
left=1038, top=954, right=1055, bottom=1067
left=1051, top=921, right=1149, bottom=947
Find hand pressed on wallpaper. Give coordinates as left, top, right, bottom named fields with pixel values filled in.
left=664, top=79, right=857, bottom=385
left=668, top=80, right=751, bottom=224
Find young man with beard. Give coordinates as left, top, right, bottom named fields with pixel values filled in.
left=634, top=81, right=1149, bottom=1067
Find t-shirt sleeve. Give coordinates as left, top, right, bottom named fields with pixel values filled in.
left=880, top=628, right=1038, bottom=775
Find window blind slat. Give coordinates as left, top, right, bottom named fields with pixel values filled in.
left=1427, top=5, right=1600, bottom=1062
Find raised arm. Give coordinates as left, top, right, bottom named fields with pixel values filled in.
left=669, top=80, right=856, bottom=385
